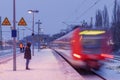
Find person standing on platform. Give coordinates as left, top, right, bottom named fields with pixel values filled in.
left=24, top=42, right=31, bottom=70
left=19, top=42, right=23, bottom=53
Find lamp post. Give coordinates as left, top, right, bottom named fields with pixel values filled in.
left=28, top=10, right=39, bottom=56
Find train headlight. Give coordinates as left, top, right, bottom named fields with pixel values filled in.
left=73, top=53, right=81, bottom=59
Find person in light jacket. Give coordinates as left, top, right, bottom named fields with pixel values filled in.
left=19, top=42, right=23, bottom=53
left=24, top=42, right=31, bottom=70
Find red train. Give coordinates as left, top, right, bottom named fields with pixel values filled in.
left=51, top=27, right=113, bottom=70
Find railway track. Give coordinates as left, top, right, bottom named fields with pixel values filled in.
left=0, top=49, right=22, bottom=64
left=53, top=49, right=106, bottom=80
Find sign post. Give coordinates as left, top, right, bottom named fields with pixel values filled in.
left=0, top=16, right=2, bottom=49
left=13, top=0, right=17, bottom=71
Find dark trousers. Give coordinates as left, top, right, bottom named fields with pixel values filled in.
left=26, top=59, right=30, bottom=68
left=20, top=48, right=22, bottom=52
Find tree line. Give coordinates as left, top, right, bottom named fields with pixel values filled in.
left=111, top=0, right=120, bottom=51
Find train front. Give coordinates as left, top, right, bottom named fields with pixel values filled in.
left=71, top=29, right=114, bottom=70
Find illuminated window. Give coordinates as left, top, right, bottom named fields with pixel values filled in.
left=79, top=30, right=105, bottom=35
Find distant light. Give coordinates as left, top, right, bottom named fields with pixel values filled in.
left=79, top=30, right=106, bottom=35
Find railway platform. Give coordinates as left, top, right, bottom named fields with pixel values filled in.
left=0, top=48, right=84, bottom=80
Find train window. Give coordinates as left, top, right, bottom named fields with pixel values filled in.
left=81, top=35, right=103, bottom=54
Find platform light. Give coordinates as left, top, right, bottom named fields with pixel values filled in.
left=28, top=10, right=39, bottom=13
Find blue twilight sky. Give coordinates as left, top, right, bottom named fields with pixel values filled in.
left=0, top=0, right=116, bottom=40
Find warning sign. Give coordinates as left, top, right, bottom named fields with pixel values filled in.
left=18, top=17, right=27, bottom=26
left=2, top=17, right=11, bottom=26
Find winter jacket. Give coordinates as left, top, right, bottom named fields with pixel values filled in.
left=24, top=46, right=31, bottom=59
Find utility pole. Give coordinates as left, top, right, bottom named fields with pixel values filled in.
left=36, top=20, right=42, bottom=51
left=0, top=16, right=2, bottom=49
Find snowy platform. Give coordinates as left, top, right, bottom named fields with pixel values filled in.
left=0, top=49, right=84, bottom=80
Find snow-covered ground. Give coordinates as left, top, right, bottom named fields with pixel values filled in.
left=1, top=48, right=120, bottom=80
left=94, top=58, right=120, bottom=80
left=0, top=49, right=84, bottom=80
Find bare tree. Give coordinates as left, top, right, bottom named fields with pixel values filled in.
left=102, top=6, right=109, bottom=28
left=95, top=9, right=103, bottom=27
left=112, top=0, right=117, bottom=25
left=111, top=0, right=120, bottom=51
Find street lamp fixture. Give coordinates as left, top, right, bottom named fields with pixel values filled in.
left=28, top=10, right=39, bottom=14
left=28, top=9, right=39, bottom=56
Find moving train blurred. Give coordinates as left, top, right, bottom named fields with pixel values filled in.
left=50, top=26, right=114, bottom=70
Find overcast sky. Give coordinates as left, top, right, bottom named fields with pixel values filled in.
left=0, top=0, right=116, bottom=40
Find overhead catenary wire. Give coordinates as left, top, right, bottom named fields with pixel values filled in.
left=18, top=26, right=38, bottom=35
left=75, top=0, right=87, bottom=13
left=74, top=0, right=115, bottom=23
left=63, top=0, right=87, bottom=24
left=74, top=0, right=101, bottom=21
left=64, top=0, right=102, bottom=24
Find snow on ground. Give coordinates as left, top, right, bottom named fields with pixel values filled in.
left=0, top=49, right=84, bottom=80
left=94, top=59, right=120, bottom=80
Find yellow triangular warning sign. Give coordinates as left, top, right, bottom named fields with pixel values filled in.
left=2, top=17, right=11, bottom=26
left=18, top=17, right=27, bottom=26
